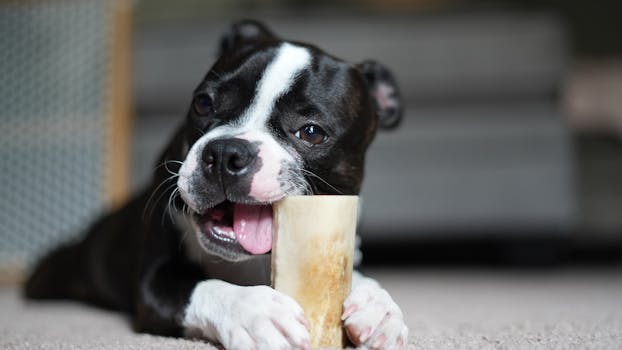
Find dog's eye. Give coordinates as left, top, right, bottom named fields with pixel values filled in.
left=193, top=94, right=213, bottom=116
left=294, top=125, right=328, bottom=145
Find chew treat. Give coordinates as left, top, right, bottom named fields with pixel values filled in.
left=271, top=195, right=358, bottom=349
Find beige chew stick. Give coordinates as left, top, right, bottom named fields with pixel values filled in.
left=272, top=195, right=358, bottom=349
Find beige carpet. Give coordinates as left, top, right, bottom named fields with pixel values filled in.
left=2, top=268, right=622, bottom=349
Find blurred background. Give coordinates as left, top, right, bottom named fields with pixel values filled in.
left=1, top=0, right=622, bottom=281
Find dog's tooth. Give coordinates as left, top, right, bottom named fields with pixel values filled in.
left=212, top=225, right=236, bottom=241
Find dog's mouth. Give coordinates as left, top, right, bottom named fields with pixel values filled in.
left=195, top=200, right=273, bottom=255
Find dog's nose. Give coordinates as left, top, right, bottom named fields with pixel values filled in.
left=202, top=138, right=256, bottom=177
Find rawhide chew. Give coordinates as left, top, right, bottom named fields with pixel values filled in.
left=271, top=195, right=358, bottom=349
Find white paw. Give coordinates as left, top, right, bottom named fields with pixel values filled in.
left=342, top=283, right=408, bottom=350
left=184, top=280, right=310, bottom=350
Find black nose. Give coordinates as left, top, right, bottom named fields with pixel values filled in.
left=202, top=138, right=256, bottom=177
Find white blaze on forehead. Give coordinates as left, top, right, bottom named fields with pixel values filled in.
left=241, top=43, right=312, bottom=130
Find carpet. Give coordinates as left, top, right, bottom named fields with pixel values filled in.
left=2, top=268, right=622, bottom=349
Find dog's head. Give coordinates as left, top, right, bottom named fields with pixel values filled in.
left=164, top=20, right=401, bottom=261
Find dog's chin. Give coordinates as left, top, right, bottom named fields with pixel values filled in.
left=196, top=231, right=255, bottom=262
left=192, top=200, right=274, bottom=263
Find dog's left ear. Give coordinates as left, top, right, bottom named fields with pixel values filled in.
left=358, top=60, right=403, bottom=129
left=219, top=20, right=276, bottom=57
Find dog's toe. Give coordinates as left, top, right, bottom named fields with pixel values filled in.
left=234, top=287, right=310, bottom=350
left=226, top=326, right=256, bottom=350
left=342, top=284, right=408, bottom=350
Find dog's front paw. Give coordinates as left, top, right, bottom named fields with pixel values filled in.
left=185, top=281, right=310, bottom=350
left=342, top=283, right=408, bottom=349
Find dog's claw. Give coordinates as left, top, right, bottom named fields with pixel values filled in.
left=371, top=333, right=387, bottom=349
left=341, top=304, right=358, bottom=320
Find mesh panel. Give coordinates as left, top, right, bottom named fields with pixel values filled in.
left=0, top=0, right=112, bottom=272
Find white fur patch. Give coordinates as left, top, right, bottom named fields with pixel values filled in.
left=238, top=43, right=311, bottom=131
left=183, top=280, right=310, bottom=350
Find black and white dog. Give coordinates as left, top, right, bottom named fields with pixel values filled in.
left=25, top=20, right=408, bottom=349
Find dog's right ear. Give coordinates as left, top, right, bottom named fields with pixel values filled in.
left=219, top=20, right=276, bottom=57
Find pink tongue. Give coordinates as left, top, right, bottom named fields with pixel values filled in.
left=233, top=204, right=273, bottom=255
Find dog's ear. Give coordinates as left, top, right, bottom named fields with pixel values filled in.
left=358, top=60, right=403, bottom=129
left=219, top=20, right=276, bottom=57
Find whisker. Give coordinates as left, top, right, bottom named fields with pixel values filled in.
left=210, top=69, right=224, bottom=79
left=182, top=202, right=191, bottom=218
left=164, top=162, right=181, bottom=177
left=195, top=127, right=206, bottom=137
left=280, top=170, right=312, bottom=197
left=153, top=159, right=183, bottom=173
left=144, top=182, right=178, bottom=222
left=142, top=174, right=180, bottom=220
left=152, top=182, right=178, bottom=222
left=285, top=168, right=314, bottom=196
left=164, top=187, right=180, bottom=225
left=300, top=169, right=344, bottom=195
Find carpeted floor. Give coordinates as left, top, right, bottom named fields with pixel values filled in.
left=2, top=268, right=622, bottom=349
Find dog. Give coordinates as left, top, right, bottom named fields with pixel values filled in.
left=25, top=20, right=408, bottom=350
